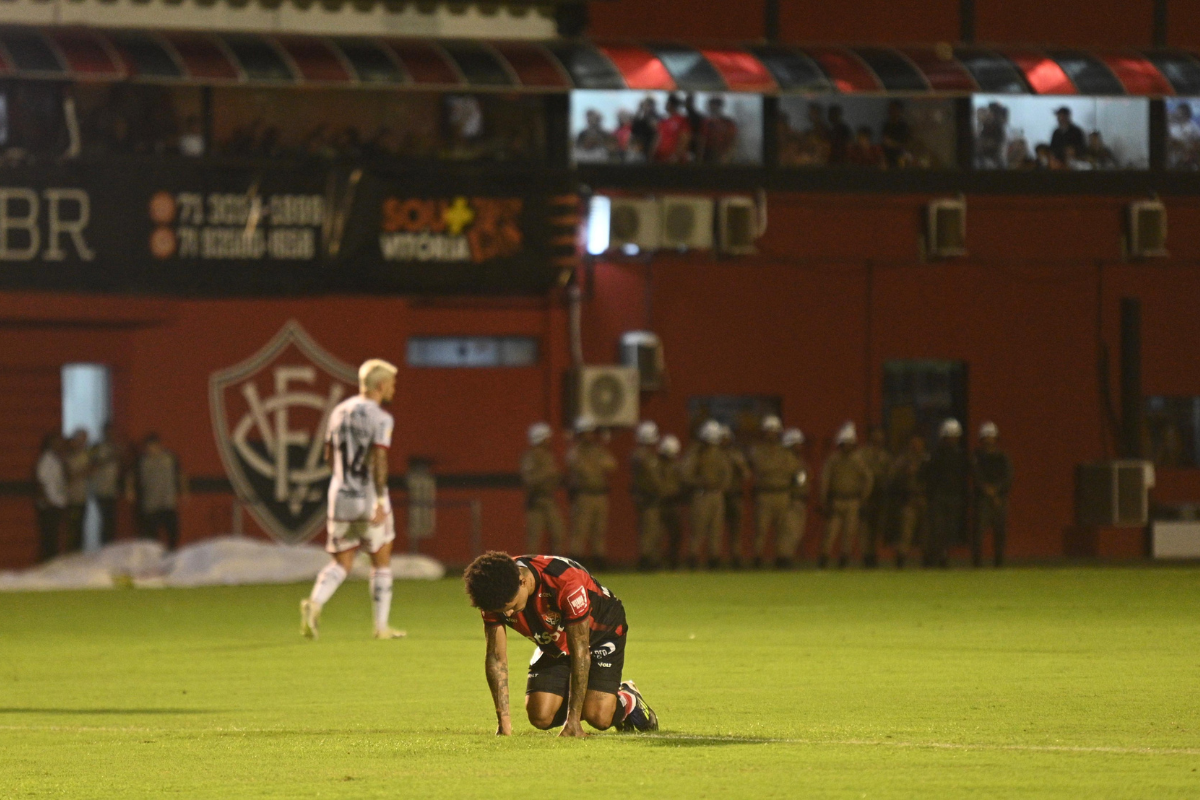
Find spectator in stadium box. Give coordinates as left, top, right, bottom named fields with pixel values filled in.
left=971, top=422, right=1014, bottom=567
left=630, top=97, right=659, bottom=162
left=975, top=103, right=1007, bottom=169
left=653, top=94, right=692, bottom=164
left=682, top=420, right=731, bottom=569
left=129, top=433, right=187, bottom=551
left=857, top=426, right=893, bottom=569
left=783, top=428, right=811, bottom=567
left=827, top=105, right=852, bottom=165
left=684, top=93, right=705, bottom=160
left=63, top=429, right=91, bottom=553
left=1050, top=107, right=1086, bottom=166
left=575, top=109, right=617, bottom=163
left=749, top=415, right=798, bottom=569
left=847, top=126, right=885, bottom=167
left=657, top=434, right=685, bottom=570
left=630, top=421, right=665, bottom=571
left=566, top=419, right=617, bottom=570
left=1168, top=102, right=1200, bottom=169
left=819, top=422, right=873, bottom=569
left=890, top=433, right=930, bottom=569
left=90, top=423, right=125, bottom=546
left=880, top=100, right=911, bottom=168
left=464, top=551, right=658, bottom=737
left=1085, top=131, right=1117, bottom=169
left=925, top=418, right=968, bottom=568
left=521, top=423, right=566, bottom=555
left=34, top=432, right=68, bottom=562
left=720, top=424, right=749, bottom=568
left=178, top=115, right=205, bottom=157
left=699, top=96, right=740, bottom=164
left=614, top=110, right=635, bottom=156
left=796, top=102, right=832, bottom=166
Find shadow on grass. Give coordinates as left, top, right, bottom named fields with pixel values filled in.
left=625, top=734, right=778, bottom=747
left=0, top=708, right=220, bottom=715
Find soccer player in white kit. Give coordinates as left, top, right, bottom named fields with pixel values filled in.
left=300, top=358, right=406, bottom=640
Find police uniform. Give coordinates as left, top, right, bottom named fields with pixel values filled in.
left=971, top=448, right=1013, bottom=567
left=784, top=451, right=811, bottom=562
left=657, top=451, right=685, bottom=569
left=631, top=444, right=665, bottom=568
left=926, top=439, right=967, bottom=567
left=749, top=440, right=800, bottom=564
left=820, top=447, right=873, bottom=564
left=857, top=439, right=893, bottom=566
left=890, top=446, right=929, bottom=567
left=521, top=444, right=565, bottom=554
left=723, top=444, right=749, bottom=563
left=567, top=439, right=617, bottom=561
left=683, top=442, right=731, bottom=565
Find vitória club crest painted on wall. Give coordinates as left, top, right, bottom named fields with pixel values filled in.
left=209, top=321, right=357, bottom=545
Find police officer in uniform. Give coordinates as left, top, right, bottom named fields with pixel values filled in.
left=748, top=415, right=799, bottom=569
left=566, top=419, right=617, bottom=570
left=926, top=418, right=968, bottom=568
left=657, top=434, right=685, bottom=570
left=820, top=422, right=873, bottom=569
left=720, top=424, right=750, bottom=568
left=631, top=421, right=665, bottom=570
left=971, top=421, right=1013, bottom=567
left=782, top=428, right=810, bottom=568
left=520, top=422, right=565, bottom=555
left=890, top=433, right=930, bottom=569
left=857, top=426, right=893, bottom=569
left=683, top=420, right=731, bottom=569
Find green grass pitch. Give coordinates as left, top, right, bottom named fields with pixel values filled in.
left=2, top=567, right=1199, bottom=798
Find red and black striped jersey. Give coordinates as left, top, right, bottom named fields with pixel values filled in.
left=481, top=555, right=627, bottom=657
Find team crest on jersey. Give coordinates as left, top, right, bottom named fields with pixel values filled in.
left=209, top=320, right=357, bottom=544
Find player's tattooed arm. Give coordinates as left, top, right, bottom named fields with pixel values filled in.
left=371, top=445, right=389, bottom=524
left=484, top=624, right=512, bottom=736
left=559, top=619, right=590, bottom=738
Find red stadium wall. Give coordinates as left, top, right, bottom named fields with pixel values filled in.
left=588, top=0, right=1195, bottom=47
left=2, top=194, right=1200, bottom=568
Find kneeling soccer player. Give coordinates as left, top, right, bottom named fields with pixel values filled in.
left=463, top=551, right=658, bottom=738
left=300, top=358, right=405, bottom=641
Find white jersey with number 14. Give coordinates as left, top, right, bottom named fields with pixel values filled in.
left=326, top=395, right=394, bottom=522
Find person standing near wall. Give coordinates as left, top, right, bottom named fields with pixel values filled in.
left=782, top=428, right=810, bottom=569
left=749, top=415, right=798, bottom=569
left=971, top=422, right=1014, bottom=567
left=657, top=434, right=685, bottom=570
left=90, top=423, right=124, bottom=546
left=521, top=422, right=566, bottom=555
left=858, top=426, right=894, bottom=569
left=631, top=421, right=664, bottom=571
left=683, top=420, right=731, bottom=569
left=720, top=424, right=749, bottom=568
left=891, top=434, right=930, bottom=569
left=926, top=419, right=968, bottom=568
left=63, top=429, right=91, bottom=553
left=34, top=432, right=67, bottom=562
left=820, top=423, right=874, bottom=569
left=130, top=433, right=188, bottom=551
left=567, top=419, right=617, bottom=570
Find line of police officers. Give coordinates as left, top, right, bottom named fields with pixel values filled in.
left=520, top=414, right=1012, bottom=570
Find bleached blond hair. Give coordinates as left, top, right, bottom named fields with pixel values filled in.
left=359, top=358, right=398, bottom=392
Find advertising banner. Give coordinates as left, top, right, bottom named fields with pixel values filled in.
left=0, top=162, right=577, bottom=295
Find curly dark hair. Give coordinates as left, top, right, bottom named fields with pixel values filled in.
left=463, top=551, right=521, bottom=612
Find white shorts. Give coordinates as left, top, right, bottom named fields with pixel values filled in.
left=326, top=513, right=395, bottom=555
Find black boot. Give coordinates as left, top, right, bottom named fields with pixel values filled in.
left=752, top=557, right=762, bottom=570
left=863, top=553, right=878, bottom=569
left=775, top=556, right=792, bottom=570
left=895, top=554, right=906, bottom=569
left=706, top=557, right=721, bottom=571
left=837, top=554, right=848, bottom=569
left=818, top=554, right=828, bottom=569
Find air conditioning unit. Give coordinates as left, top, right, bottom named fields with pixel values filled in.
left=567, top=366, right=640, bottom=428
left=1075, top=460, right=1155, bottom=528
left=660, top=196, right=714, bottom=250
left=608, top=198, right=660, bottom=252
left=926, top=198, right=966, bottom=259
left=717, top=196, right=758, bottom=255
left=620, top=330, right=665, bottom=391
left=1128, top=200, right=1167, bottom=258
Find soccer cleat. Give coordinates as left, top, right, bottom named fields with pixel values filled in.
left=617, top=680, right=659, bottom=733
left=300, top=599, right=320, bottom=640
left=373, top=627, right=407, bottom=640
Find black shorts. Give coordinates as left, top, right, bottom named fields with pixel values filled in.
left=526, top=633, right=626, bottom=698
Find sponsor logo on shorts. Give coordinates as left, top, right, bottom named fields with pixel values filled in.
left=591, top=642, right=617, bottom=659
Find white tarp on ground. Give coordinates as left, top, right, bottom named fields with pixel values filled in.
left=0, top=536, right=445, bottom=592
